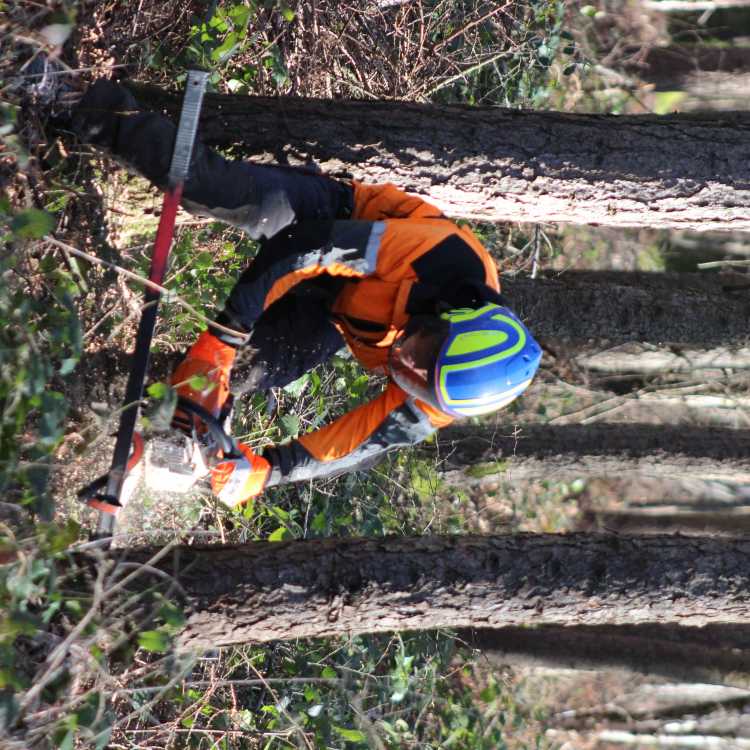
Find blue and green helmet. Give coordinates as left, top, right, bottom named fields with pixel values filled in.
left=433, top=304, right=541, bottom=417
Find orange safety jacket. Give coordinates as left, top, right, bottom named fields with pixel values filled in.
left=218, top=182, right=502, bottom=488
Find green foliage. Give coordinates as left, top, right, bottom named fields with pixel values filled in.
left=0, top=203, right=81, bottom=519
left=174, top=1, right=296, bottom=91
left=150, top=225, right=249, bottom=339
left=161, top=631, right=544, bottom=749
left=429, top=0, right=571, bottom=108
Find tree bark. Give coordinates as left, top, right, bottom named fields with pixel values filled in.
left=505, top=271, right=750, bottom=348
left=463, top=624, right=750, bottom=687
left=117, top=533, right=750, bottom=650
left=620, top=45, right=750, bottom=91
left=438, top=423, right=750, bottom=483
left=576, top=344, right=750, bottom=374
left=128, top=82, right=750, bottom=231
left=582, top=506, right=750, bottom=537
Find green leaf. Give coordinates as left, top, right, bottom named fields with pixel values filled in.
left=279, top=413, right=300, bottom=438
left=282, top=373, right=309, bottom=398
left=94, top=725, right=112, bottom=750
left=147, top=382, right=168, bottom=399
left=267, top=527, right=288, bottom=542
left=348, top=374, right=369, bottom=397
left=311, top=511, right=326, bottom=533
left=228, top=4, right=251, bottom=28
left=58, top=728, right=75, bottom=750
left=10, top=209, right=55, bottom=239
left=187, top=374, right=211, bottom=391
left=227, top=78, right=246, bottom=93
left=281, top=7, right=295, bottom=21
left=138, top=630, right=170, bottom=653
left=195, top=251, right=213, bottom=269
left=321, top=666, right=337, bottom=679
left=570, top=478, right=586, bottom=495
left=211, top=31, right=239, bottom=63
left=158, top=601, right=186, bottom=630
left=43, top=519, right=81, bottom=553
left=333, top=726, right=365, bottom=743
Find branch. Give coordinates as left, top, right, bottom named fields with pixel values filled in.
left=45, top=236, right=248, bottom=342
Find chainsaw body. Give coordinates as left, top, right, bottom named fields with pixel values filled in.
left=143, top=432, right=210, bottom=494
left=79, top=398, right=238, bottom=513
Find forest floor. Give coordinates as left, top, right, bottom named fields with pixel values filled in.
left=5, top=0, right=750, bottom=748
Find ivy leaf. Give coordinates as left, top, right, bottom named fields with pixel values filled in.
left=283, top=373, right=309, bottom=398
left=187, top=374, right=211, bottom=391
left=138, top=630, right=170, bottom=653
left=267, top=527, right=288, bottom=542
left=279, top=413, right=300, bottom=438
left=147, top=382, right=168, bottom=399
left=158, top=601, right=186, bottom=630
left=333, top=726, right=366, bottom=743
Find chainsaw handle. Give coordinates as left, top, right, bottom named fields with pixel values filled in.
left=176, top=397, right=240, bottom=457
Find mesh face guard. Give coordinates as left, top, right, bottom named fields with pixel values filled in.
left=389, top=316, right=449, bottom=410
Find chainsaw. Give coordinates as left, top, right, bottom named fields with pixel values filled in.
left=76, top=70, right=213, bottom=537
left=78, top=398, right=241, bottom=514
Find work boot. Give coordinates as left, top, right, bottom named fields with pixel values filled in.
left=73, top=79, right=176, bottom=186
left=72, top=78, right=140, bottom=147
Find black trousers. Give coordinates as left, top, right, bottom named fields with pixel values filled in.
left=99, top=92, right=353, bottom=393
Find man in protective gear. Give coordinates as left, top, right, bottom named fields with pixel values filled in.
left=74, top=80, right=542, bottom=507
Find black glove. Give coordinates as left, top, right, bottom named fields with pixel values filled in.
left=73, top=79, right=175, bottom=186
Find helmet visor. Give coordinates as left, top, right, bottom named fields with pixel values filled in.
left=389, top=317, right=449, bottom=409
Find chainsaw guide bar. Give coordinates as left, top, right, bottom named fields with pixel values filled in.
left=79, top=71, right=209, bottom=540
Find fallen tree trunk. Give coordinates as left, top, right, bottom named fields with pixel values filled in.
left=619, top=44, right=750, bottom=91
left=128, top=83, right=750, bottom=231
left=117, top=533, right=750, bottom=650
left=438, top=423, right=750, bottom=483
left=505, top=272, right=750, bottom=348
left=464, top=624, right=750, bottom=687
